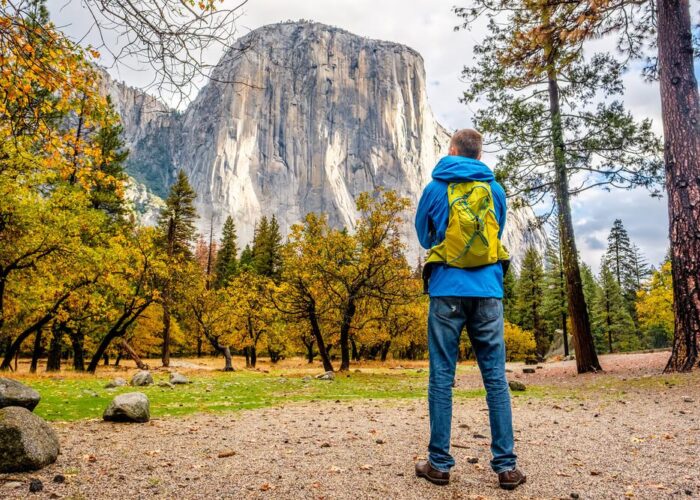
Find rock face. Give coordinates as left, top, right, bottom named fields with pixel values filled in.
left=105, top=378, right=128, bottom=389
left=0, top=378, right=40, bottom=411
left=0, top=407, right=60, bottom=472
left=114, top=21, right=546, bottom=262
left=103, top=392, right=150, bottom=423
left=130, top=371, right=153, bottom=387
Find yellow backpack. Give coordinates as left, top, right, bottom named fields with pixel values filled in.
left=426, top=181, right=509, bottom=268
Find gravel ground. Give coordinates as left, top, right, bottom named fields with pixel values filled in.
left=2, top=352, right=699, bottom=499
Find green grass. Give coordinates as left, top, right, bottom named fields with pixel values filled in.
left=19, top=368, right=553, bottom=422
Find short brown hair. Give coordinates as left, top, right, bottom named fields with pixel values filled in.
left=450, top=129, right=483, bottom=159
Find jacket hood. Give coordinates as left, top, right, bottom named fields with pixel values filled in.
left=432, top=156, right=495, bottom=183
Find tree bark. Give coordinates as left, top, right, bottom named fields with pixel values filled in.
left=380, top=340, right=391, bottom=362
left=548, top=71, right=602, bottom=373
left=221, top=346, right=234, bottom=371
left=657, top=0, right=700, bottom=372
left=69, top=329, right=85, bottom=371
left=45, top=323, right=63, bottom=372
left=309, top=310, right=333, bottom=372
left=339, top=298, right=356, bottom=371
left=30, top=329, right=43, bottom=373
left=120, top=339, right=149, bottom=370
left=351, top=338, right=359, bottom=362
left=161, top=304, right=171, bottom=367
left=304, top=339, right=315, bottom=364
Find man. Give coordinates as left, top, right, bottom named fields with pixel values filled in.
left=414, top=129, right=526, bottom=490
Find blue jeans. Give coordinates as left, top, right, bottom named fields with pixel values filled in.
left=427, top=296, right=516, bottom=473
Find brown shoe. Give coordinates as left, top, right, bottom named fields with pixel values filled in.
left=415, top=459, right=450, bottom=486
left=498, top=468, right=527, bottom=490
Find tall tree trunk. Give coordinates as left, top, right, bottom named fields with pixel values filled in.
left=657, top=0, right=700, bottom=372
left=339, top=298, right=356, bottom=371
left=351, top=338, right=359, bottom=362
left=309, top=310, right=333, bottom=372
left=30, top=329, right=43, bottom=373
left=120, top=339, right=149, bottom=370
left=222, top=346, right=234, bottom=371
left=548, top=71, right=602, bottom=373
left=380, top=340, right=391, bottom=362
left=161, top=304, right=171, bottom=367
left=606, top=297, right=613, bottom=354
left=250, top=345, right=257, bottom=368
left=45, top=323, right=63, bottom=372
left=70, top=329, right=85, bottom=371
left=305, top=340, right=315, bottom=364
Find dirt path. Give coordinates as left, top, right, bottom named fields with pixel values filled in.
left=2, top=353, right=699, bottom=499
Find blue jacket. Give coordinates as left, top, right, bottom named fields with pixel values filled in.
left=415, top=156, right=507, bottom=298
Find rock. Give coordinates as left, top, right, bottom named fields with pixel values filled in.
left=375, top=439, right=385, bottom=444
left=315, top=371, right=335, bottom=381
left=53, top=474, right=65, bottom=483
left=570, top=494, right=580, bottom=499
left=169, top=372, right=189, bottom=385
left=109, top=21, right=545, bottom=268
left=467, top=457, right=479, bottom=464
left=29, top=479, right=43, bottom=493
left=3, top=481, right=22, bottom=489
left=0, top=378, right=41, bottom=411
left=0, top=407, right=60, bottom=472
left=301, top=376, right=312, bottom=382
left=508, top=380, right=527, bottom=392
left=130, top=371, right=153, bottom=387
left=157, top=381, right=175, bottom=389
left=105, top=378, right=127, bottom=389
left=103, top=392, right=150, bottom=423
left=320, top=442, right=331, bottom=448
left=682, top=397, right=694, bottom=403
left=522, top=368, right=536, bottom=374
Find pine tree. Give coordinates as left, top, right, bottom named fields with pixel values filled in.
left=502, top=267, right=518, bottom=324
left=542, top=237, right=568, bottom=356
left=455, top=2, right=663, bottom=373
left=603, top=219, right=636, bottom=295
left=91, top=99, right=129, bottom=221
left=630, top=243, right=652, bottom=290
left=214, top=216, right=239, bottom=288
left=514, top=247, right=548, bottom=357
left=239, top=244, right=254, bottom=271
left=594, top=262, right=637, bottom=353
left=252, top=215, right=283, bottom=279
left=157, top=170, right=197, bottom=367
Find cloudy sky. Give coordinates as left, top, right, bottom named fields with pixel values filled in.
left=47, top=0, right=674, bottom=271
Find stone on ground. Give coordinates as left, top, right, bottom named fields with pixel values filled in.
left=169, top=372, right=189, bottom=385
left=0, top=407, right=60, bottom=472
left=105, top=378, right=127, bottom=389
left=315, top=371, right=335, bottom=381
left=523, top=367, right=536, bottom=374
left=509, top=380, right=527, bottom=391
left=0, top=378, right=41, bottom=411
left=130, top=371, right=153, bottom=387
left=103, top=392, right=150, bottom=423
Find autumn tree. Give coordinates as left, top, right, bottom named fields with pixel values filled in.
left=156, top=170, right=198, bottom=367
left=637, top=260, right=674, bottom=348
left=455, top=1, right=664, bottom=372
left=276, top=214, right=335, bottom=372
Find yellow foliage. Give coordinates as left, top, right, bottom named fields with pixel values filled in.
left=504, top=321, right=537, bottom=361
left=636, top=262, right=673, bottom=337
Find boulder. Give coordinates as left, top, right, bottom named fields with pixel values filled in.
left=522, top=368, right=536, bottom=374
left=0, top=407, right=60, bottom=472
left=130, top=371, right=153, bottom=387
left=508, top=380, right=527, bottom=392
left=0, top=378, right=40, bottom=411
left=169, top=372, right=189, bottom=385
left=103, top=392, right=150, bottom=423
left=157, top=381, right=175, bottom=389
left=315, top=371, right=335, bottom=381
left=105, top=378, right=127, bottom=389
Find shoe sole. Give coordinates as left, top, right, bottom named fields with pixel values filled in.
left=499, top=476, right=527, bottom=490
left=415, top=470, right=449, bottom=486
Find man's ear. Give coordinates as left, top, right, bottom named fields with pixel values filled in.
left=448, top=145, right=456, bottom=156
